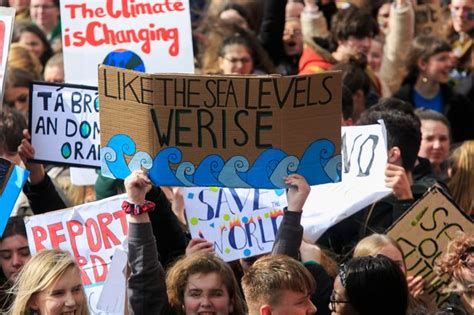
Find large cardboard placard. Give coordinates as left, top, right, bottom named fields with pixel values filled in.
left=24, top=194, right=128, bottom=314
left=0, top=7, right=15, bottom=107
left=0, top=159, right=29, bottom=236
left=99, top=65, right=342, bottom=188
left=302, top=123, right=391, bottom=242
left=387, top=187, right=474, bottom=308
left=184, top=187, right=288, bottom=261
left=60, top=0, right=194, bottom=86
left=29, top=82, right=100, bottom=168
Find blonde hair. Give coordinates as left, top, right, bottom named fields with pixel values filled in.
left=166, top=252, right=246, bottom=315
left=8, top=43, right=43, bottom=79
left=9, top=249, right=88, bottom=315
left=241, top=255, right=315, bottom=314
left=448, top=141, right=474, bottom=215
left=354, top=234, right=406, bottom=271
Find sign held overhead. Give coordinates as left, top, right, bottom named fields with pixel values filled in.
left=99, top=65, right=342, bottom=188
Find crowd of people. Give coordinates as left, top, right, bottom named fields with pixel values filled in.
left=0, top=0, right=473, bottom=314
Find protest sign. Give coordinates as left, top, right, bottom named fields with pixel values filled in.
left=60, top=0, right=194, bottom=86
left=0, top=7, right=15, bottom=107
left=415, top=4, right=446, bottom=37
left=302, top=123, right=392, bottom=242
left=24, top=194, right=128, bottom=314
left=99, top=65, right=342, bottom=189
left=70, top=167, right=98, bottom=186
left=387, top=186, right=474, bottom=308
left=0, top=158, right=29, bottom=236
left=184, top=187, right=288, bottom=261
left=29, top=82, right=100, bottom=168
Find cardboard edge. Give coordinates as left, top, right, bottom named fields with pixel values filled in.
left=386, top=185, right=473, bottom=234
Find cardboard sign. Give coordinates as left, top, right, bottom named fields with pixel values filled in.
left=60, top=0, right=194, bottom=86
left=99, top=65, right=342, bottom=189
left=302, top=123, right=391, bottom=242
left=0, top=159, right=29, bottom=236
left=415, top=4, right=446, bottom=37
left=24, top=194, right=128, bottom=314
left=29, top=82, right=100, bottom=168
left=387, top=187, right=474, bottom=308
left=183, top=187, right=288, bottom=261
left=0, top=7, right=15, bottom=107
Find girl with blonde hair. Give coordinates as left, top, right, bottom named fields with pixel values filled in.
left=354, top=233, right=426, bottom=302
left=448, top=141, right=474, bottom=217
left=9, top=249, right=88, bottom=315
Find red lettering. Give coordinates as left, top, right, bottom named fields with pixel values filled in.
left=113, top=210, right=129, bottom=235
left=47, top=222, right=66, bottom=248
left=76, top=255, right=92, bottom=286
left=31, top=226, right=47, bottom=252
left=95, top=7, right=106, bottom=17
left=97, top=213, right=121, bottom=248
left=85, top=218, right=102, bottom=252
left=106, top=0, right=122, bottom=18
left=64, top=4, right=82, bottom=18
left=66, top=220, right=84, bottom=257
left=91, top=255, right=108, bottom=283
left=85, top=22, right=106, bottom=46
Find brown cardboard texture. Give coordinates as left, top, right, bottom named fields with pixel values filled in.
left=98, top=65, right=341, bottom=188
left=415, top=4, right=446, bottom=37
left=387, top=186, right=474, bottom=307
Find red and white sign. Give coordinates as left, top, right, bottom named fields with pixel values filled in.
left=60, top=0, right=194, bottom=86
left=25, top=194, right=128, bottom=314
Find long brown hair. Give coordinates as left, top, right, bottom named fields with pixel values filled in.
left=448, top=141, right=474, bottom=215
left=166, top=252, right=247, bottom=315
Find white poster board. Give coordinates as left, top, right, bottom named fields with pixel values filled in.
left=29, top=82, right=100, bottom=168
left=302, top=123, right=392, bottom=242
left=184, top=187, right=288, bottom=261
left=24, top=194, right=128, bottom=314
left=60, top=0, right=195, bottom=86
left=0, top=7, right=15, bottom=107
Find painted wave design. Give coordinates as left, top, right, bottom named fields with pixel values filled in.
left=193, top=155, right=225, bottom=186
left=102, top=134, right=135, bottom=179
left=297, top=139, right=336, bottom=185
left=102, top=135, right=341, bottom=188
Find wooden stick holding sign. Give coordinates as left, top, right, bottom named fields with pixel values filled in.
left=387, top=186, right=474, bottom=308
left=98, top=65, right=342, bottom=189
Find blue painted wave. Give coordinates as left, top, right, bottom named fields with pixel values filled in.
left=102, top=135, right=341, bottom=188
left=102, top=134, right=135, bottom=179
left=193, top=155, right=225, bottom=186
left=297, top=139, right=336, bottom=185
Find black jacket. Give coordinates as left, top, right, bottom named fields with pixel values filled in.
left=393, top=83, right=474, bottom=143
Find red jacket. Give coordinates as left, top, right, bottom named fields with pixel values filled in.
left=298, top=45, right=334, bottom=74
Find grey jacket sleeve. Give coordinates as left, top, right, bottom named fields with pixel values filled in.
left=127, top=222, right=170, bottom=315
left=271, top=209, right=303, bottom=260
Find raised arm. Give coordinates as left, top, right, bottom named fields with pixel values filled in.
left=125, top=170, right=170, bottom=315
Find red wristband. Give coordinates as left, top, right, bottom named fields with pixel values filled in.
left=122, top=200, right=155, bottom=215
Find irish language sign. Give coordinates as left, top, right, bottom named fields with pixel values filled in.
left=24, top=194, right=128, bottom=314
left=29, top=82, right=100, bottom=168
left=184, top=187, right=288, bottom=261
left=99, top=65, right=342, bottom=188
left=388, top=187, right=474, bottom=307
left=60, top=0, right=194, bottom=85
